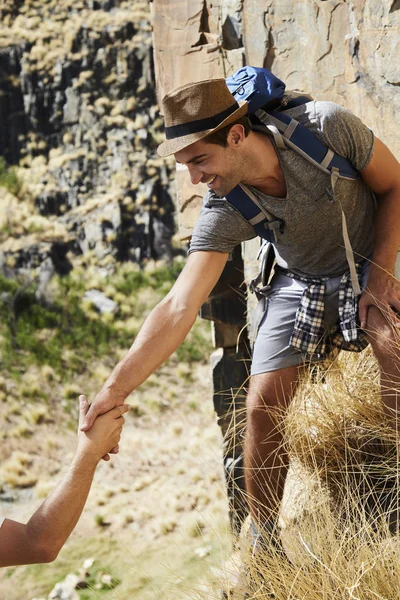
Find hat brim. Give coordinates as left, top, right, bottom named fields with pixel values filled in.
left=157, top=101, right=248, bottom=158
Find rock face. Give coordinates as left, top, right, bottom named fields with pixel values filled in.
left=243, top=0, right=400, bottom=154
left=0, top=0, right=176, bottom=280
left=150, top=0, right=400, bottom=534
left=152, top=0, right=399, bottom=241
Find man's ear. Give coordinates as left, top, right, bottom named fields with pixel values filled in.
left=228, top=124, right=245, bottom=148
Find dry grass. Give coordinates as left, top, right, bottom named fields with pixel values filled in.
left=0, top=451, right=38, bottom=488
left=208, top=342, right=400, bottom=599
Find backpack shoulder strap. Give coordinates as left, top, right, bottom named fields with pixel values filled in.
left=255, top=108, right=359, bottom=180
left=254, top=108, right=361, bottom=295
left=225, top=184, right=284, bottom=243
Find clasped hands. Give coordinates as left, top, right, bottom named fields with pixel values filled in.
left=79, top=388, right=127, bottom=461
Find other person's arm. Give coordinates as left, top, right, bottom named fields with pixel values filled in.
left=358, top=137, right=400, bottom=327
left=81, top=250, right=229, bottom=431
left=0, top=396, right=129, bottom=567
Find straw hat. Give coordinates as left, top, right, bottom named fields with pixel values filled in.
left=157, top=78, right=248, bottom=157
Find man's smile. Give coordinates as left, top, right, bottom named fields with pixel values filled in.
left=204, top=175, right=218, bottom=187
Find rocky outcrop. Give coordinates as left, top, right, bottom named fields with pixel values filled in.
left=152, top=0, right=400, bottom=244
left=150, top=0, right=400, bottom=536
left=0, top=1, right=176, bottom=281
left=243, top=0, right=400, bottom=155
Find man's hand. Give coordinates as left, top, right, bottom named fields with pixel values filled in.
left=80, top=387, right=125, bottom=461
left=359, top=267, right=400, bottom=329
left=80, top=386, right=125, bottom=432
left=77, top=395, right=129, bottom=464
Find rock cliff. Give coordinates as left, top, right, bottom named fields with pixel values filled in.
left=0, top=0, right=176, bottom=281
left=150, top=0, right=400, bottom=539
left=152, top=0, right=400, bottom=240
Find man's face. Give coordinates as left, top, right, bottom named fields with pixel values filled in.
left=174, top=134, right=244, bottom=197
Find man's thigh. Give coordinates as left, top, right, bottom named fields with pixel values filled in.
left=251, top=271, right=343, bottom=375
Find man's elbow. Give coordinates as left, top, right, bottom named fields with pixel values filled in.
left=162, top=292, right=198, bottom=326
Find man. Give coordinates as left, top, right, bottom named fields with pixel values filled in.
left=81, top=78, right=400, bottom=540
left=0, top=396, right=129, bottom=567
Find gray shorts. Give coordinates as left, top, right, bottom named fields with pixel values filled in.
left=251, top=264, right=370, bottom=375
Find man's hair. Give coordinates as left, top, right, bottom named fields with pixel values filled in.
left=204, top=115, right=251, bottom=147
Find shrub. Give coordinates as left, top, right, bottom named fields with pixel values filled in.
left=0, top=260, right=210, bottom=381
left=0, top=157, right=22, bottom=197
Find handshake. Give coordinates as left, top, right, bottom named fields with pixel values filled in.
left=77, top=394, right=129, bottom=464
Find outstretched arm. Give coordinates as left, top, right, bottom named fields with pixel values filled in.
left=0, top=396, right=129, bottom=567
left=359, top=137, right=400, bottom=328
left=81, top=250, right=229, bottom=431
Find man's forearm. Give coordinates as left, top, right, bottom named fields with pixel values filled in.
left=103, top=293, right=198, bottom=401
left=371, top=188, right=400, bottom=273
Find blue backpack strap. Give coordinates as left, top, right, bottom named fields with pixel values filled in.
left=226, top=184, right=284, bottom=243
left=254, top=109, right=361, bottom=294
left=255, top=109, right=359, bottom=180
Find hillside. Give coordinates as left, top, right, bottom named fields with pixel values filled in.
left=0, top=3, right=233, bottom=597
left=0, top=259, right=234, bottom=600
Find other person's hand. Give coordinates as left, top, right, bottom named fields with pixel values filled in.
left=77, top=395, right=129, bottom=464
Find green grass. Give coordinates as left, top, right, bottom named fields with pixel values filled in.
left=0, top=524, right=231, bottom=600
left=0, top=156, right=22, bottom=197
left=0, top=260, right=212, bottom=380
left=0, top=278, right=113, bottom=373
left=113, top=261, right=185, bottom=297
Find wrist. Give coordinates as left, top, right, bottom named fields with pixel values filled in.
left=74, top=443, right=100, bottom=471
left=103, top=378, right=129, bottom=404
left=106, top=353, right=141, bottom=400
left=370, top=250, right=397, bottom=276
left=368, top=263, right=395, bottom=280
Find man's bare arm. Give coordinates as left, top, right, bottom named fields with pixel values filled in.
left=0, top=397, right=128, bottom=567
left=81, top=250, right=229, bottom=430
left=359, top=137, right=400, bottom=327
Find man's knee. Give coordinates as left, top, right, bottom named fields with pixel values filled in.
left=246, top=366, right=301, bottom=417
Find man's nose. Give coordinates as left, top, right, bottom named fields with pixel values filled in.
left=188, top=165, right=202, bottom=185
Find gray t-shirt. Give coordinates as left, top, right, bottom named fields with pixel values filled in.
left=189, top=101, right=376, bottom=277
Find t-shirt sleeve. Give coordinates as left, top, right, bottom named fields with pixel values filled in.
left=314, top=101, right=375, bottom=171
left=189, top=191, right=256, bottom=254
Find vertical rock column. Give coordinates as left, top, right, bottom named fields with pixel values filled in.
left=200, top=245, right=250, bottom=534
left=151, top=0, right=249, bottom=533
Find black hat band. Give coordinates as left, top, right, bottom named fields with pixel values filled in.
left=164, top=102, right=240, bottom=140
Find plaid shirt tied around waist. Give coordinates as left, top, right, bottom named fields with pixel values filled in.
left=280, top=263, right=369, bottom=360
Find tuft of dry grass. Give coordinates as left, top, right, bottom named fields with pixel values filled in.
left=209, top=340, right=400, bottom=599
left=0, top=451, right=38, bottom=488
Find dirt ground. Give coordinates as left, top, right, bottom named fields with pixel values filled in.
left=0, top=359, right=234, bottom=600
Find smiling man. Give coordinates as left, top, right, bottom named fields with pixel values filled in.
left=82, top=78, right=400, bottom=565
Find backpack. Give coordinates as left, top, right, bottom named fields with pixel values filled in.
left=224, top=66, right=361, bottom=296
